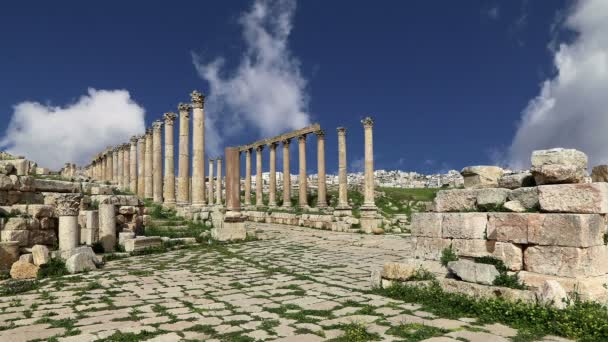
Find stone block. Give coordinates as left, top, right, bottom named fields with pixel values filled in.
left=60, top=246, right=96, bottom=261
left=460, top=166, right=504, bottom=189
left=27, top=205, right=55, bottom=219
left=413, top=237, right=451, bottom=260
left=442, top=213, right=487, bottom=239
left=66, top=253, right=97, bottom=274
left=508, top=187, right=539, bottom=209
left=31, top=244, right=50, bottom=266
left=487, top=213, right=540, bottom=244
left=433, top=189, right=477, bottom=212
left=0, top=241, right=20, bottom=271
left=211, top=221, right=246, bottom=242
left=118, top=206, right=136, bottom=215
left=0, top=174, right=15, bottom=191
left=503, top=200, right=526, bottom=212
left=123, top=236, right=162, bottom=252
left=591, top=165, right=608, bottom=182
left=447, top=260, right=499, bottom=285
left=538, top=280, right=568, bottom=309
left=29, top=230, right=57, bottom=246
left=19, top=254, right=33, bottom=263
left=527, top=214, right=604, bottom=247
left=381, top=263, right=417, bottom=281
left=32, top=179, right=81, bottom=193
left=10, top=261, right=39, bottom=279
left=1, top=230, right=29, bottom=246
left=531, top=148, right=588, bottom=185
left=498, top=171, right=535, bottom=189
left=452, top=239, right=523, bottom=271
left=4, top=217, right=28, bottom=230
left=411, top=213, right=443, bottom=238
left=524, top=245, right=608, bottom=277
left=118, top=232, right=136, bottom=246
left=538, top=183, right=608, bottom=213
left=475, top=188, right=511, bottom=210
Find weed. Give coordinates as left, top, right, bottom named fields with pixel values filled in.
left=440, top=245, right=458, bottom=267
left=37, top=258, right=68, bottom=279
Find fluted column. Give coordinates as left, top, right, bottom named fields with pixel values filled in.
left=216, top=157, right=222, bottom=205
left=255, top=145, right=264, bottom=206
left=282, top=139, right=291, bottom=208
left=129, top=136, right=138, bottom=193
left=163, top=112, right=177, bottom=206
left=298, top=135, right=308, bottom=208
left=117, top=147, right=124, bottom=189
left=177, top=103, right=191, bottom=204
left=268, top=143, right=277, bottom=207
left=316, top=130, right=327, bottom=208
left=152, top=120, right=163, bottom=203
left=112, top=148, right=119, bottom=183
left=144, top=128, right=153, bottom=199
left=191, top=91, right=206, bottom=206
left=362, top=117, right=376, bottom=209
left=208, top=158, right=215, bottom=205
left=244, top=149, right=252, bottom=206
left=123, top=144, right=130, bottom=191
left=337, top=127, right=349, bottom=209
left=137, top=136, right=146, bottom=198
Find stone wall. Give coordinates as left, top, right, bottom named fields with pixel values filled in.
left=241, top=210, right=359, bottom=232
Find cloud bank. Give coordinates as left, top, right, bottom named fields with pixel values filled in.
left=509, top=0, right=608, bottom=169
left=193, top=0, right=310, bottom=155
left=0, top=88, right=146, bottom=170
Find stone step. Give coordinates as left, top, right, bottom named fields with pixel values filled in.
left=151, top=225, right=190, bottom=230
left=150, top=219, right=186, bottom=225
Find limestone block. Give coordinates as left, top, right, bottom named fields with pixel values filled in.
left=60, top=246, right=96, bottom=261
left=442, top=213, right=487, bottom=239
left=29, top=230, right=57, bottom=246
left=475, top=188, right=511, bottom=210
left=10, top=261, right=39, bottom=279
left=538, top=280, right=568, bottom=309
left=32, top=179, right=80, bottom=193
left=31, top=244, right=50, bottom=266
left=35, top=167, right=49, bottom=175
left=123, top=236, right=162, bottom=252
left=17, top=176, right=34, bottom=192
left=452, top=239, right=523, bottom=271
left=0, top=241, right=20, bottom=271
left=503, top=200, right=526, bottom=212
left=1, top=230, right=29, bottom=246
left=447, top=260, right=499, bottom=285
left=524, top=245, right=608, bottom=277
left=527, top=214, right=604, bottom=247
left=65, top=253, right=97, bottom=274
left=461, top=166, right=504, bottom=189
left=4, top=217, right=28, bottom=230
left=27, top=205, right=55, bottom=219
left=531, top=148, right=588, bottom=185
left=90, top=186, right=113, bottom=195
left=433, top=189, right=477, bottom=212
left=508, top=187, right=539, bottom=210
left=414, top=237, right=451, bottom=260
left=381, top=263, right=417, bottom=281
left=492, top=242, right=524, bottom=271
left=439, top=278, right=536, bottom=302
left=118, top=232, right=136, bottom=246
left=591, top=165, right=608, bottom=182
left=498, top=171, right=535, bottom=189
left=487, top=213, right=540, bottom=244
left=517, top=271, right=608, bottom=302
left=538, top=183, right=608, bottom=213
left=410, top=213, right=442, bottom=238
left=211, top=221, right=246, bottom=242
left=39, top=217, right=56, bottom=230
left=118, top=206, right=136, bottom=215
left=0, top=159, right=32, bottom=176
left=19, top=254, right=33, bottom=263
left=370, top=269, right=381, bottom=288
left=0, top=174, right=15, bottom=191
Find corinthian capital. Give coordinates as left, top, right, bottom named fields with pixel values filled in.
left=315, top=129, right=325, bottom=137
left=163, top=112, right=177, bottom=124
left=152, top=120, right=163, bottom=131
left=337, top=127, right=347, bottom=135
left=178, top=103, right=192, bottom=113
left=190, top=90, right=205, bottom=109
left=361, top=116, right=374, bottom=128
left=130, top=136, right=138, bottom=144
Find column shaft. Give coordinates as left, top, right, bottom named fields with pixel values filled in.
left=144, top=129, right=153, bottom=199
left=123, top=145, right=130, bottom=191
left=225, top=148, right=241, bottom=212
left=255, top=146, right=263, bottom=206
left=282, top=140, right=291, bottom=207
left=244, top=149, right=252, bottom=206
left=152, top=120, right=163, bottom=203
left=298, top=135, right=308, bottom=208
left=208, top=159, right=215, bottom=205
left=163, top=113, right=177, bottom=205
left=137, top=137, right=146, bottom=198
left=362, top=118, right=376, bottom=208
left=130, top=137, right=138, bottom=194
left=177, top=104, right=191, bottom=204
left=117, top=148, right=124, bottom=189
left=337, top=128, right=349, bottom=208
left=316, top=131, right=327, bottom=208
left=268, top=143, right=277, bottom=207
left=191, top=91, right=206, bottom=205
left=113, top=150, right=118, bottom=183
left=216, top=158, right=222, bottom=205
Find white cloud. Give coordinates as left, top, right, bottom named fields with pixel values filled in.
left=508, top=0, right=608, bottom=169
left=0, top=88, right=146, bottom=170
left=193, top=0, right=310, bottom=155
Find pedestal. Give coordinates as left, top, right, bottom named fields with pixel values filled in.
left=212, top=212, right=246, bottom=242
left=359, top=206, right=381, bottom=234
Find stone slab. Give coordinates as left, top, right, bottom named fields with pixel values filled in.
left=538, top=183, right=608, bottom=214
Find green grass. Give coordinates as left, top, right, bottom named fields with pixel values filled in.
left=386, top=323, right=448, bottom=340
left=37, top=258, right=68, bottom=279
left=440, top=245, right=458, bottom=267
left=375, top=281, right=608, bottom=341
left=0, top=279, right=39, bottom=296
left=327, top=323, right=381, bottom=342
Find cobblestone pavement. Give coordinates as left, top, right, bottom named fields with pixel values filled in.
left=0, top=223, right=571, bottom=341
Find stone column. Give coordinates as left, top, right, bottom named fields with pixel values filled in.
left=163, top=112, right=177, bottom=206
left=216, top=157, right=222, bottom=205
left=298, top=135, right=308, bottom=208
left=56, top=194, right=82, bottom=251
left=177, top=103, right=191, bottom=204
left=85, top=210, right=99, bottom=246
left=268, top=142, right=277, bottom=207
left=255, top=145, right=264, bottom=207
left=360, top=117, right=379, bottom=233
left=113, top=148, right=119, bottom=183
left=244, top=149, right=252, bottom=207
left=144, top=128, right=153, bottom=199
left=107, top=148, right=114, bottom=183
left=191, top=90, right=206, bottom=206
left=117, top=146, right=124, bottom=189
left=282, top=139, right=292, bottom=208
left=152, top=120, right=163, bottom=203
left=213, top=147, right=246, bottom=241
left=129, top=136, right=138, bottom=193
left=316, top=130, right=327, bottom=208
left=123, top=144, right=130, bottom=191
left=208, top=158, right=215, bottom=205
left=137, top=135, right=146, bottom=198
left=100, top=155, right=106, bottom=181
left=337, top=128, right=349, bottom=209
left=99, top=203, right=116, bottom=251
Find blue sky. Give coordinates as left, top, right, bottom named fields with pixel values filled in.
left=4, top=0, right=604, bottom=173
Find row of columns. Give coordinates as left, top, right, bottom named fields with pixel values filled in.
left=88, top=91, right=223, bottom=207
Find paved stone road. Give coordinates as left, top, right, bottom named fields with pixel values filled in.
left=0, top=223, right=571, bottom=341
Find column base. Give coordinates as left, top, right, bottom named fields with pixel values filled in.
left=360, top=206, right=381, bottom=234
left=213, top=212, right=246, bottom=241
left=333, top=208, right=353, bottom=217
